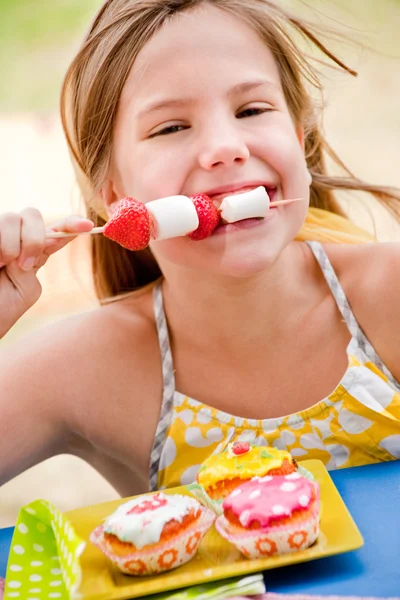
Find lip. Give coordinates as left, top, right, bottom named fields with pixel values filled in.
left=212, top=210, right=278, bottom=236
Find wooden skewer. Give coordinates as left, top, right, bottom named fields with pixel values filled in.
left=45, top=197, right=304, bottom=240
left=46, top=226, right=105, bottom=239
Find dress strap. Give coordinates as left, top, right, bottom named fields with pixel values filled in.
left=307, top=241, right=400, bottom=388
left=148, top=281, right=176, bottom=491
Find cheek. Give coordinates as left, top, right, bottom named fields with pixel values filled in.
left=255, top=120, right=308, bottom=184
left=115, top=142, right=188, bottom=202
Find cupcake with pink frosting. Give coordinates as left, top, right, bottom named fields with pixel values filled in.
left=215, top=473, right=320, bottom=558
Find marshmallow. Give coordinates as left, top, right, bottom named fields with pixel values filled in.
left=146, top=195, right=199, bottom=240
left=219, top=186, right=270, bottom=223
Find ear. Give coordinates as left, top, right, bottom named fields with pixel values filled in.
left=100, top=179, right=120, bottom=217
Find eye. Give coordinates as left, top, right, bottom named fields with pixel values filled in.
left=149, top=124, right=189, bottom=138
left=236, top=107, right=272, bottom=119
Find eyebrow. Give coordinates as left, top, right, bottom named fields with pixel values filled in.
left=135, top=79, right=274, bottom=119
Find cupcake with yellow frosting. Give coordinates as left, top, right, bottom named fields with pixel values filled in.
left=195, top=443, right=298, bottom=513
left=90, top=492, right=215, bottom=575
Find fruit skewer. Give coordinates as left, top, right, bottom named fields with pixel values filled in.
left=46, top=188, right=303, bottom=250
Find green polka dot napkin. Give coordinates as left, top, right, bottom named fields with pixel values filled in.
left=146, top=574, right=265, bottom=599
left=4, top=500, right=85, bottom=600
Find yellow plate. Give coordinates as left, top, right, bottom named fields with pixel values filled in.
left=66, top=459, right=364, bottom=599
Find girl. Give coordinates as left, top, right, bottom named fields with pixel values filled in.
left=0, top=0, right=399, bottom=498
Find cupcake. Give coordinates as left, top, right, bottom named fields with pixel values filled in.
left=195, top=443, right=298, bottom=513
left=90, top=492, right=215, bottom=575
left=215, top=473, right=320, bottom=559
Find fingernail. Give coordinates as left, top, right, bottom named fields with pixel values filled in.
left=21, top=257, right=36, bottom=271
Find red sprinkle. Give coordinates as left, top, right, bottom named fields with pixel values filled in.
left=231, top=442, right=251, bottom=455
left=127, top=494, right=168, bottom=514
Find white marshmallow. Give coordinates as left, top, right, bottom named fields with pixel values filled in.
left=219, top=186, right=270, bottom=223
left=146, top=195, right=199, bottom=240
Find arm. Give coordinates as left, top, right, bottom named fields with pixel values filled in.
left=0, top=207, right=94, bottom=484
left=0, top=330, right=72, bottom=485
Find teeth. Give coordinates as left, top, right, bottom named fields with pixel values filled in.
left=146, top=195, right=199, bottom=240
left=219, top=186, right=270, bottom=223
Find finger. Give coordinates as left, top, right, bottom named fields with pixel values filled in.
left=45, top=215, right=94, bottom=252
left=5, top=259, right=42, bottom=307
left=18, top=208, right=46, bottom=271
left=49, top=215, right=94, bottom=234
left=0, top=213, right=22, bottom=264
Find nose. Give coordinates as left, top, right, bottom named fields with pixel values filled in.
left=197, top=119, right=250, bottom=170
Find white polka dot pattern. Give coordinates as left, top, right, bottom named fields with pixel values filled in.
left=4, top=500, right=86, bottom=600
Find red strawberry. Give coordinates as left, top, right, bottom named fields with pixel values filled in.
left=231, top=442, right=251, bottom=456
left=188, top=194, right=220, bottom=241
left=103, top=197, right=150, bottom=251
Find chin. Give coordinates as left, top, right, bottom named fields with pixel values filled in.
left=215, top=252, right=279, bottom=279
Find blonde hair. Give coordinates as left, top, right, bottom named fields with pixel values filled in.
left=61, top=0, right=400, bottom=299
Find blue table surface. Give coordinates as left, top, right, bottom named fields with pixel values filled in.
left=1, top=460, right=399, bottom=597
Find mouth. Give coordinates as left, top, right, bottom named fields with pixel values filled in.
left=202, top=183, right=278, bottom=209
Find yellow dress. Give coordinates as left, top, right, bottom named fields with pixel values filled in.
left=148, top=210, right=400, bottom=492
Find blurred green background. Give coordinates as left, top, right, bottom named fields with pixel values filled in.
left=0, top=0, right=100, bottom=112
left=1, top=0, right=400, bottom=112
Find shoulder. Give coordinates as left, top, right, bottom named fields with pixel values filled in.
left=323, top=242, right=400, bottom=379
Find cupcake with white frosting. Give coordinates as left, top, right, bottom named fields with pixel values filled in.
left=90, top=492, right=215, bottom=575
left=215, top=473, right=320, bottom=558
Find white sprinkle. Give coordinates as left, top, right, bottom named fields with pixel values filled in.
left=259, top=475, right=273, bottom=483
left=281, top=482, right=296, bottom=492
left=272, top=504, right=287, bottom=515
left=239, top=510, right=251, bottom=526
left=12, top=546, right=25, bottom=555
left=8, top=582, right=22, bottom=589
left=17, top=523, right=28, bottom=535
left=50, top=581, right=62, bottom=587
left=51, top=569, right=62, bottom=576
left=29, top=575, right=42, bottom=582
left=299, top=494, right=310, bottom=507
left=249, top=489, right=261, bottom=500
left=9, top=565, right=22, bottom=572
left=33, top=544, right=44, bottom=553
left=230, top=488, right=242, bottom=497
left=30, top=561, right=43, bottom=568
left=285, top=472, right=301, bottom=480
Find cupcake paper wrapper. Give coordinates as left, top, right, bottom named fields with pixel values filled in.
left=185, top=482, right=224, bottom=516
left=215, top=509, right=320, bottom=559
left=90, top=506, right=216, bottom=576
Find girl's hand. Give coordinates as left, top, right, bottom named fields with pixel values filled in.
left=0, top=208, right=94, bottom=339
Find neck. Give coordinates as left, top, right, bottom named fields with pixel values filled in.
left=160, top=243, right=321, bottom=349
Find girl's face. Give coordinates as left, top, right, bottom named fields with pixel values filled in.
left=107, top=4, right=311, bottom=278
